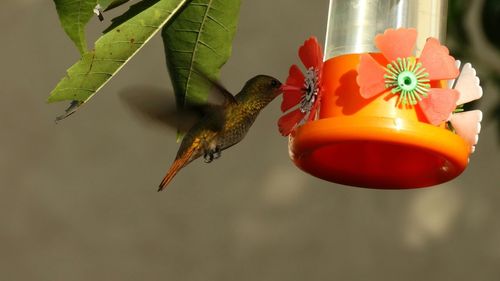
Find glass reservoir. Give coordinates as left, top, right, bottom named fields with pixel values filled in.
left=324, top=0, right=448, bottom=59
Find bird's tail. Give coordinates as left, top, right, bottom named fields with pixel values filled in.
left=158, top=144, right=198, bottom=191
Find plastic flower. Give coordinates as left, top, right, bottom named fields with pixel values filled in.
left=448, top=62, right=483, bottom=153
left=356, top=28, right=460, bottom=125
left=278, top=37, right=323, bottom=136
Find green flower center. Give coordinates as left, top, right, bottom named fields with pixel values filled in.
left=384, top=57, right=430, bottom=106
left=398, top=71, right=417, bottom=90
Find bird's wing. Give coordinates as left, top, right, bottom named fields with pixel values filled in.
left=194, top=70, right=237, bottom=106
left=119, top=85, right=228, bottom=134
left=120, top=70, right=234, bottom=138
left=119, top=86, right=201, bottom=133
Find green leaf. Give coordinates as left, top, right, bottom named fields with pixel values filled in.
left=162, top=0, right=241, bottom=107
left=103, top=0, right=160, bottom=33
left=100, top=0, right=130, bottom=11
left=53, top=0, right=97, bottom=54
left=48, top=0, right=190, bottom=118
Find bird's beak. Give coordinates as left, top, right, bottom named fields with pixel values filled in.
left=277, top=84, right=288, bottom=97
left=280, top=84, right=297, bottom=92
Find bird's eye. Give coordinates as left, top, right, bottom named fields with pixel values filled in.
left=270, top=79, right=280, bottom=88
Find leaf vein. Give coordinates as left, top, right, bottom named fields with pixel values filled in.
left=92, top=58, right=127, bottom=62
left=198, top=40, right=221, bottom=56
left=74, top=72, right=114, bottom=76
left=57, top=87, right=95, bottom=92
left=106, top=40, right=146, bottom=45
left=207, top=14, right=229, bottom=32
left=174, top=28, right=201, bottom=33
left=183, top=0, right=214, bottom=105
left=169, top=49, right=194, bottom=54
left=188, top=2, right=209, bottom=7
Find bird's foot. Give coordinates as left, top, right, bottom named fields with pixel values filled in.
left=204, top=153, right=213, bottom=163
left=204, top=146, right=222, bottom=163
left=213, top=146, right=222, bottom=160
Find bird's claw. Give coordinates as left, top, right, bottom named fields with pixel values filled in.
left=213, top=147, right=221, bottom=159
left=204, top=153, right=213, bottom=163
left=204, top=146, right=221, bottom=163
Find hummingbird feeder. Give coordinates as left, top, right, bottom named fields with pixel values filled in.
left=278, top=0, right=483, bottom=189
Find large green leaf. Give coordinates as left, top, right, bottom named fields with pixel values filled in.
left=48, top=0, right=190, bottom=118
left=53, top=0, right=133, bottom=54
left=101, top=0, right=131, bottom=11
left=162, top=0, right=241, bottom=107
left=53, top=0, right=98, bottom=54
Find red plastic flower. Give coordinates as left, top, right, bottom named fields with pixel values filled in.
left=278, top=37, right=323, bottom=136
left=356, top=28, right=460, bottom=125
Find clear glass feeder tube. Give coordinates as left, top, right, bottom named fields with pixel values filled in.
left=324, top=0, right=448, bottom=59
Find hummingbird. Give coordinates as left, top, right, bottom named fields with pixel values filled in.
left=121, top=74, right=282, bottom=190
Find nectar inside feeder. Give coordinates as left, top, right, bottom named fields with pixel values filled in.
left=278, top=0, right=483, bottom=189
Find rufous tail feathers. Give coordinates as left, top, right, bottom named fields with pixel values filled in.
left=158, top=143, right=198, bottom=191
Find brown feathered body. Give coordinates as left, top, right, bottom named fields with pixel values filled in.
left=159, top=75, right=282, bottom=190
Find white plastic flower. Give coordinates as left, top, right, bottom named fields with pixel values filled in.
left=448, top=61, right=483, bottom=153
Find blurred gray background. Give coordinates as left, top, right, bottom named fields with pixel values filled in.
left=1, top=0, right=500, bottom=280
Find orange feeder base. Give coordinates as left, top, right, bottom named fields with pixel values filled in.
left=289, top=54, right=471, bottom=189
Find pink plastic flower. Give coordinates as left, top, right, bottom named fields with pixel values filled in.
left=278, top=37, right=323, bottom=136
left=356, top=28, right=460, bottom=125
